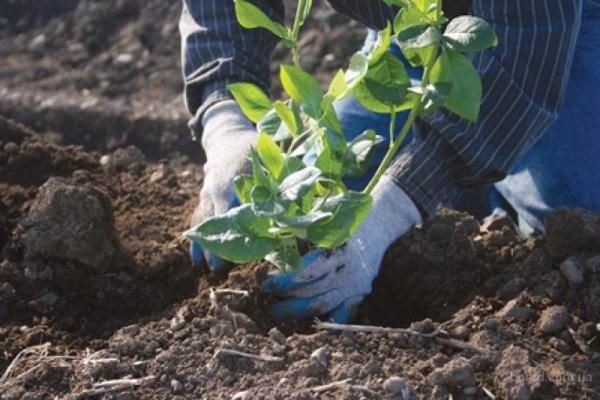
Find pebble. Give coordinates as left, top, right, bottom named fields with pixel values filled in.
left=231, top=391, right=249, bottom=400
left=383, top=376, right=410, bottom=396
left=268, top=327, right=286, bottom=344
left=310, top=347, right=329, bottom=369
left=3, top=142, right=18, bottom=154
left=451, top=325, right=471, bottom=340
left=539, top=305, right=570, bottom=334
left=410, top=318, right=435, bottom=334
left=29, top=34, right=46, bottom=53
left=496, top=295, right=532, bottom=321
left=560, top=257, right=584, bottom=285
left=171, top=379, right=183, bottom=394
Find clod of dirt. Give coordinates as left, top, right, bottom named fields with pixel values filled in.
left=17, top=177, right=120, bottom=272
left=496, top=292, right=532, bottom=321
left=545, top=209, right=600, bottom=259
left=494, top=345, right=552, bottom=399
left=428, top=357, right=475, bottom=387
left=538, top=305, right=570, bottom=334
left=559, top=257, right=584, bottom=285
left=383, top=376, right=412, bottom=397
left=101, top=145, right=146, bottom=173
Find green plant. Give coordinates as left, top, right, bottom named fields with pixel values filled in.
left=184, top=0, right=497, bottom=272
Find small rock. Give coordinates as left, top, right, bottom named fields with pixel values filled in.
left=560, top=257, right=584, bottom=285
left=3, top=142, right=18, bottom=154
left=103, top=146, right=146, bottom=173
left=578, top=321, right=598, bottom=340
left=114, top=53, right=134, bottom=66
left=100, top=154, right=111, bottom=167
left=428, top=357, right=475, bottom=387
left=29, top=34, right=46, bottom=53
left=549, top=337, right=571, bottom=354
left=39, top=292, right=58, bottom=307
left=232, top=391, right=249, bottom=400
left=539, top=305, right=570, bottom=334
left=149, top=164, right=172, bottom=183
left=383, top=376, right=411, bottom=397
left=451, top=325, right=471, bottom=340
left=171, top=379, right=183, bottom=394
left=310, top=347, right=329, bottom=369
left=410, top=318, right=435, bottom=334
left=268, top=327, right=286, bottom=344
left=482, top=213, right=515, bottom=232
left=496, top=294, right=532, bottom=321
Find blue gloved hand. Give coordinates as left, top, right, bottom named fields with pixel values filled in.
left=190, top=100, right=257, bottom=270
left=261, top=176, right=422, bottom=322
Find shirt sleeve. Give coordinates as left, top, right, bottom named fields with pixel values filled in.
left=388, top=0, right=583, bottom=216
left=179, top=0, right=284, bottom=131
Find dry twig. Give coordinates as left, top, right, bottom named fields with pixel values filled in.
left=309, top=378, right=380, bottom=397
left=315, top=320, right=492, bottom=354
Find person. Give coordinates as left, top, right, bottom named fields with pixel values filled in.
left=179, top=0, right=600, bottom=322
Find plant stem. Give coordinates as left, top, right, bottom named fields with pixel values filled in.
left=290, top=0, right=310, bottom=68
left=363, top=106, right=419, bottom=195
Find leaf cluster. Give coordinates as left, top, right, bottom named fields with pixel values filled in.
left=185, top=0, right=497, bottom=272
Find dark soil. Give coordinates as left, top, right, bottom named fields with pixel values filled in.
left=1, top=1, right=600, bottom=399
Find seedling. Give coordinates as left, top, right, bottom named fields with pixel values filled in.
left=185, top=0, right=497, bottom=272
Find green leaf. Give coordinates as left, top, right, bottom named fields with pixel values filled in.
left=316, top=144, right=344, bottom=179
left=320, top=102, right=342, bottom=134
left=396, top=24, right=441, bottom=66
left=345, top=53, right=369, bottom=90
left=442, top=16, right=498, bottom=53
left=228, top=82, right=272, bottom=124
left=326, top=69, right=347, bottom=99
left=417, top=82, right=453, bottom=114
left=233, top=174, right=254, bottom=204
left=265, top=238, right=302, bottom=273
left=250, top=148, right=272, bottom=188
left=279, top=167, right=321, bottom=202
left=430, top=49, right=482, bottom=122
left=344, top=130, right=384, bottom=177
left=256, top=132, right=285, bottom=180
left=184, top=204, right=278, bottom=264
left=280, top=64, right=324, bottom=119
left=234, top=0, right=288, bottom=39
left=353, top=53, right=411, bottom=113
left=251, top=185, right=286, bottom=216
left=257, top=109, right=292, bottom=142
left=307, top=191, right=373, bottom=248
left=273, top=100, right=302, bottom=137
left=367, top=23, right=392, bottom=66
left=275, top=210, right=333, bottom=229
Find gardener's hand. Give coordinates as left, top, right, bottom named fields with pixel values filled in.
left=190, top=100, right=257, bottom=270
left=261, top=176, right=422, bottom=322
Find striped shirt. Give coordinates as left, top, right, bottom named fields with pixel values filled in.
left=180, top=0, right=584, bottom=216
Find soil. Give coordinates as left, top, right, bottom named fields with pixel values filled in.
left=1, top=1, right=600, bottom=399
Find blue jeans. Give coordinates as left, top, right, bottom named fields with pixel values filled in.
left=338, top=5, right=600, bottom=233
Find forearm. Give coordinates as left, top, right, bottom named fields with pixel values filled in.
left=388, top=0, right=582, bottom=216
left=179, top=0, right=284, bottom=124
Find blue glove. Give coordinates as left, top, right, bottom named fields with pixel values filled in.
left=189, top=100, right=257, bottom=270
left=261, top=176, right=422, bottom=322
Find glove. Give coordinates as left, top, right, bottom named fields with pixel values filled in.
left=261, top=175, right=422, bottom=323
left=190, top=100, right=257, bottom=270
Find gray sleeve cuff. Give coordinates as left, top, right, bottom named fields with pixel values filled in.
left=187, top=80, right=235, bottom=141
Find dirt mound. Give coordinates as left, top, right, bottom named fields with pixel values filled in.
left=1, top=119, right=599, bottom=398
